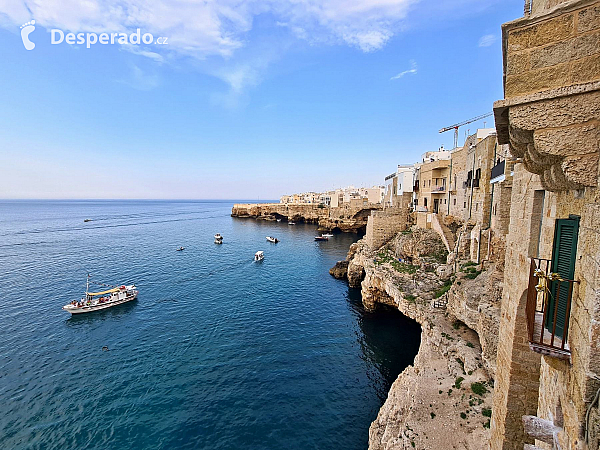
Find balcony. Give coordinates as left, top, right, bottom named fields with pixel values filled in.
left=525, top=258, right=577, bottom=360
left=490, top=160, right=506, bottom=182
left=432, top=185, right=446, bottom=193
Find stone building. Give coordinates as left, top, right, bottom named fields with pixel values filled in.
left=490, top=0, right=600, bottom=448
left=414, top=155, right=451, bottom=214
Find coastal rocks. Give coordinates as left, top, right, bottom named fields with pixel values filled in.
left=389, top=227, right=448, bottom=266
left=329, top=260, right=349, bottom=279
left=446, top=261, right=503, bottom=378
left=347, top=261, right=366, bottom=288
left=232, top=202, right=381, bottom=233
left=342, top=234, right=496, bottom=450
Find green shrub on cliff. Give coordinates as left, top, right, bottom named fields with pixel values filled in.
left=471, top=382, right=488, bottom=396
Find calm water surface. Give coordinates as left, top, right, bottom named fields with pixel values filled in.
left=0, top=200, right=420, bottom=449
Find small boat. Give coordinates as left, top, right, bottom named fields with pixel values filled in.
left=214, top=233, right=223, bottom=244
left=176, top=246, right=185, bottom=251
left=276, top=219, right=282, bottom=222
left=63, top=276, right=138, bottom=315
left=84, top=219, right=92, bottom=222
left=322, top=233, right=333, bottom=237
left=266, top=236, right=279, bottom=243
left=254, top=251, right=264, bottom=261
left=288, top=222, right=296, bottom=225
left=314, top=235, right=329, bottom=241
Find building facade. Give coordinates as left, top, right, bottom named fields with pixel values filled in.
left=490, top=0, right=600, bottom=448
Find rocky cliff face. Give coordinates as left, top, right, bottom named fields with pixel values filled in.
left=231, top=203, right=382, bottom=233
left=332, top=229, right=501, bottom=449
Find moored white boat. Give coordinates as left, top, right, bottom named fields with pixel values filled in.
left=214, top=233, right=223, bottom=244
left=322, top=233, right=333, bottom=237
left=266, top=236, right=279, bottom=243
left=63, top=276, right=138, bottom=315
left=314, top=235, right=329, bottom=241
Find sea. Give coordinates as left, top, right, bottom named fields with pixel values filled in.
left=0, top=200, right=421, bottom=449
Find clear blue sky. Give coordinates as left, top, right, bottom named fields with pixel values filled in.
left=0, top=0, right=522, bottom=199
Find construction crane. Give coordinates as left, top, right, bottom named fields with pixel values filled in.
left=439, top=112, right=493, bottom=149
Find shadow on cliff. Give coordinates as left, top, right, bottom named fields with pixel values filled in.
left=344, top=287, right=421, bottom=403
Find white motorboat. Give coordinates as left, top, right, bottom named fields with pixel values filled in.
left=266, top=236, right=279, bottom=243
left=254, top=251, right=264, bottom=261
left=63, top=276, right=138, bottom=315
left=314, top=235, right=329, bottom=241
left=322, top=233, right=333, bottom=237
left=176, top=246, right=185, bottom=251
left=214, top=233, right=223, bottom=244
left=276, top=219, right=282, bottom=222
left=288, top=222, right=295, bottom=225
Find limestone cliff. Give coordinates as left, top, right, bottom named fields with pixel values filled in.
left=231, top=203, right=382, bottom=233
left=334, top=230, right=501, bottom=449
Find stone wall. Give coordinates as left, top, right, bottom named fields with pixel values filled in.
left=490, top=167, right=544, bottom=450
left=504, top=2, right=600, bottom=98
left=365, top=208, right=409, bottom=250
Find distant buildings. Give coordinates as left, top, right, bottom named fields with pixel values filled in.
left=280, top=186, right=384, bottom=207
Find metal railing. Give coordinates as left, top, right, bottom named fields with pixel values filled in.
left=433, top=186, right=446, bottom=192
left=526, top=258, right=577, bottom=359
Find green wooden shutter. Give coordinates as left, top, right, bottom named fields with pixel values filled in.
left=546, top=217, right=579, bottom=338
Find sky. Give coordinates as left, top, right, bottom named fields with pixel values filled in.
left=0, top=0, right=523, bottom=200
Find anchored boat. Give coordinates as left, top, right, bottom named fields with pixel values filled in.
left=314, top=235, right=329, bottom=241
left=266, top=236, right=279, bottom=243
left=214, top=233, right=223, bottom=244
left=63, top=276, right=138, bottom=315
left=254, top=251, right=264, bottom=261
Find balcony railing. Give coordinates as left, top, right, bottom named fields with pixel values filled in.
left=491, top=160, right=505, bottom=181
left=432, top=186, right=446, bottom=192
left=526, top=258, right=577, bottom=360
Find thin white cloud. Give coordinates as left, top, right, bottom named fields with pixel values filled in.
left=478, top=34, right=497, bottom=47
left=390, top=60, right=417, bottom=80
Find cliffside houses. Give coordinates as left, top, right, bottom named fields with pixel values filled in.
left=373, top=0, right=600, bottom=447
left=280, top=186, right=385, bottom=208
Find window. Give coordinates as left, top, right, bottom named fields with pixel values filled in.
left=428, top=180, right=431, bottom=187
left=475, top=203, right=478, bottom=211
left=547, top=217, right=580, bottom=338
left=444, top=199, right=446, bottom=204
left=424, top=198, right=428, bottom=207
left=464, top=202, right=466, bottom=208
left=453, top=199, right=456, bottom=206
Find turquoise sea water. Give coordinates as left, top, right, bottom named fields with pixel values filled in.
left=0, top=200, right=420, bottom=449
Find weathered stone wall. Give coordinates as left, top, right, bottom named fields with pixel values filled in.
left=504, top=2, right=600, bottom=98
left=490, top=167, right=544, bottom=450
left=365, top=209, right=409, bottom=250
left=469, top=135, right=497, bottom=226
